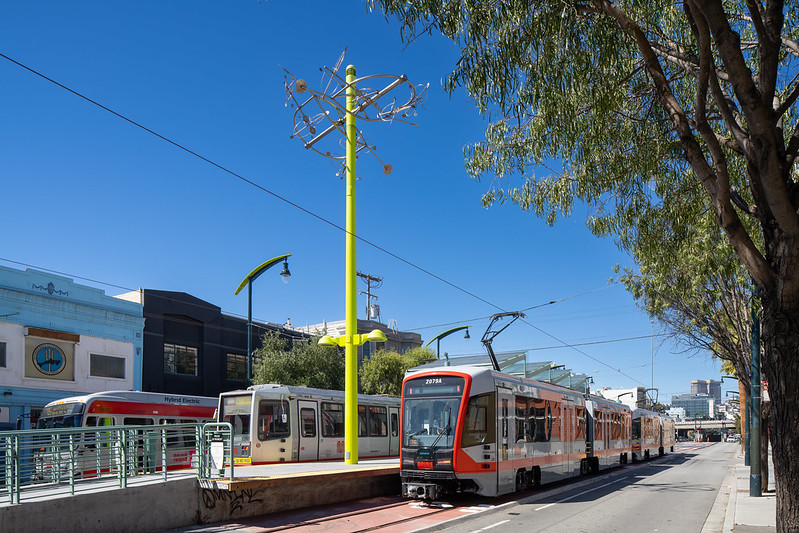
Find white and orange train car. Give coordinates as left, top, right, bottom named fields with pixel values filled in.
left=632, top=408, right=676, bottom=461
left=400, top=366, right=635, bottom=500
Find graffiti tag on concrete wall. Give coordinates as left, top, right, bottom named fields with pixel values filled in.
left=201, top=488, right=262, bottom=515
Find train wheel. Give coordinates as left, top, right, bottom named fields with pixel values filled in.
left=516, top=470, right=527, bottom=491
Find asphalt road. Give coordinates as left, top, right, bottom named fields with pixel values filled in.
left=435, top=442, right=737, bottom=533
left=163, top=442, right=736, bottom=533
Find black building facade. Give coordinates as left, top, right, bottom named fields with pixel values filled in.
left=131, top=289, right=302, bottom=398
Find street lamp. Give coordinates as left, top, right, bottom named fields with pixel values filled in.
left=425, top=326, right=470, bottom=366
left=284, top=56, right=424, bottom=465
left=234, top=254, right=291, bottom=386
left=616, top=391, right=634, bottom=405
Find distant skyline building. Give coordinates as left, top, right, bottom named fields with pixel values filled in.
left=595, top=387, right=648, bottom=409
left=672, top=393, right=715, bottom=419
left=691, top=379, right=722, bottom=404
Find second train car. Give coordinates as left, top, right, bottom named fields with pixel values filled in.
left=218, top=384, right=400, bottom=464
left=400, top=366, right=639, bottom=500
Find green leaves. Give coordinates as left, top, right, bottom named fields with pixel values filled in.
left=251, top=332, right=345, bottom=390
left=359, top=346, right=436, bottom=396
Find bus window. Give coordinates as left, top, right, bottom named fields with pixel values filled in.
left=123, top=417, right=154, bottom=426
left=321, top=402, right=344, bottom=437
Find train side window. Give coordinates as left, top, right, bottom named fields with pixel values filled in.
left=515, top=396, right=529, bottom=442
left=390, top=413, right=398, bottom=437
left=300, top=408, right=316, bottom=438
left=575, top=407, right=586, bottom=439
left=321, top=402, right=344, bottom=437
left=358, top=405, right=368, bottom=437
left=461, top=393, right=496, bottom=447
left=368, top=406, right=387, bottom=437
left=529, top=398, right=549, bottom=442
left=257, top=400, right=290, bottom=441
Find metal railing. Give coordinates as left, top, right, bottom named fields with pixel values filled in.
left=0, top=422, right=235, bottom=504
left=0, top=423, right=209, bottom=504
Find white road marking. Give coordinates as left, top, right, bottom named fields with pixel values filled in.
left=535, top=476, right=630, bottom=511
left=473, top=519, right=510, bottom=531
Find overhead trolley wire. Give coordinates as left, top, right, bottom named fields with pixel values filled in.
left=0, top=51, right=503, bottom=313
left=0, top=52, right=647, bottom=387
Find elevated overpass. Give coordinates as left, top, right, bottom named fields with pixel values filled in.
left=675, top=419, right=737, bottom=433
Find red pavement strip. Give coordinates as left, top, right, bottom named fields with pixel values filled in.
left=206, top=496, right=497, bottom=532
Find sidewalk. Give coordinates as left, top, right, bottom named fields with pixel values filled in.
left=704, top=448, right=776, bottom=533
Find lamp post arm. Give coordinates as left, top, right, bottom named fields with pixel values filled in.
left=425, top=326, right=470, bottom=347
left=234, top=254, right=292, bottom=295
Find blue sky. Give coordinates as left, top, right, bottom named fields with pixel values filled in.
left=0, top=1, right=733, bottom=401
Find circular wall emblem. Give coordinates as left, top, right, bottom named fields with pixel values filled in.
left=33, top=343, right=66, bottom=375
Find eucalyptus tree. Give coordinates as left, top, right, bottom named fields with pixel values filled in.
left=616, top=198, right=755, bottom=392
left=370, top=1, right=799, bottom=528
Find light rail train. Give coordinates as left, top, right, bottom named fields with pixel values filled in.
left=400, top=366, right=675, bottom=500
left=218, top=384, right=400, bottom=464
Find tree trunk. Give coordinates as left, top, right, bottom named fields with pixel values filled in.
left=761, top=301, right=799, bottom=533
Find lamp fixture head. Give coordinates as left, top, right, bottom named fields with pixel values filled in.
left=463, top=328, right=470, bottom=340
left=280, top=259, right=291, bottom=284
left=318, top=335, right=337, bottom=346
left=365, top=329, right=387, bottom=343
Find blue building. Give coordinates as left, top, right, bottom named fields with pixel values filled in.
left=0, top=266, right=144, bottom=429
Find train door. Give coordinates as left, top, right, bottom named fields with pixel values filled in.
left=388, top=406, right=400, bottom=456
left=497, top=387, right=514, bottom=494
left=298, top=401, right=318, bottom=461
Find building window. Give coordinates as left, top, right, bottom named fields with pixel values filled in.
left=163, top=343, right=198, bottom=376
left=226, top=353, right=247, bottom=381
left=90, top=353, right=125, bottom=379
left=0, top=342, right=6, bottom=368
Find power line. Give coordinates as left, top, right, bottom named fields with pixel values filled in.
left=0, top=53, right=647, bottom=388
left=0, top=51, right=504, bottom=313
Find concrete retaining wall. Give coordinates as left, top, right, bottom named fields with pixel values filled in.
left=0, top=471, right=400, bottom=532
left=199, top=471, right=400, bottom=524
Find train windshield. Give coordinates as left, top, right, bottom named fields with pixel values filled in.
left=402, top=376, right=465, bottom=449
left=37, top=402, right=85, bottom=429
left=219, top=393, right=253, bottom=446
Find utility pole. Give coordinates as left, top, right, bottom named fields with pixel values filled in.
left=750, top=281, right=762, bottom=497
left=357, top=271, right=382, bottom=320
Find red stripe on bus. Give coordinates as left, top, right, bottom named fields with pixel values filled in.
left=86, top=400, right=215, bottom=418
